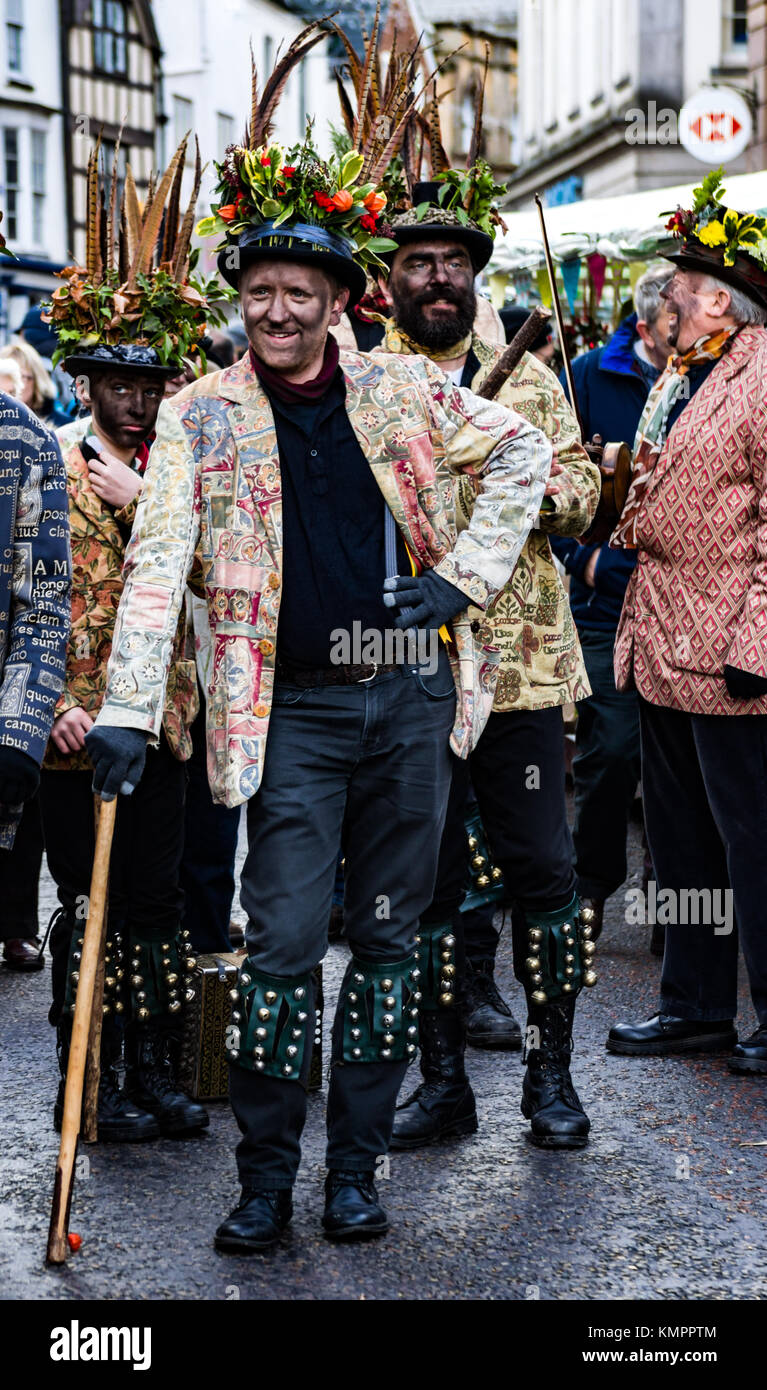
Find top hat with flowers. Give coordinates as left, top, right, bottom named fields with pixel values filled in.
left=196, top=17, right=430, bottom=306
left=44, top=129, right=229, bottom=379
left=374, top=45, right=508, bottom=275
left=662, top=167, right=767, bottom=311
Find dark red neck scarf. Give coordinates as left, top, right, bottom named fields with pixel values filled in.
left=250, top=336, right=340, bottom=405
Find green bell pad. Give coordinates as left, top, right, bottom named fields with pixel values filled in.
left=341, top=954, right=420, bottom=1062
left=227, top=961, right=312, bottom=1080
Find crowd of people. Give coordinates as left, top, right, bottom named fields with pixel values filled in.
left=0, top=20, right=765, bottom=1256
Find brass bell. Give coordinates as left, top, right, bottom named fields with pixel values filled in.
left=441, top=935, right=456, bottom=949
left=105, top=976, right=116, bottom=990
left=162, top=957, right=171, bottom=968
left=70, top=971, right=79, bottom=983
left=468, top=835, right=478, bottom=851
left=525, top=956, right=540, bottom=974
left=297, top=1010, right=308, bottom=1022
left=353, top=973, right=365, bottom=985
left=476, top=874, right=490, bottom=888
left=115, top=1001, right=125, bottom=1013
left=102, top=1004, right=111, bottom=1016
left=384, top=995, right=395, bottom=1008
left=531, top=972, right=543, bottom=986
left=584, top=970, right=598, bottom=987
left=564, top=953, right=574, bottom=965
left=161, top=943, right=170, bottom=952
left=240, top=972, right=251, bottom=987
left=441, top=964, right=456, bottom=978
left=381, top=979, right=393, bottom=991
left=440, top=951, right=452, bottom=964
left=491, top=867, right=503, bottom=881
left=528, top=927, right=543, bottom=943
left=229, top=988, right=240, bottom=1002
left=583, top=940, right=596, bottom=958
left=294, top=987, right=305, bottom=1000
left=265, top=990, right=278, bottom=1004
left=256, top=1026, right=267, bottom=1039
left=580, top=924, right=593, bottom=940
left=186, top=957, right=197, bottom=971
left=439, top=992, right=454, bottom=1007
left=348, top=992, right=358, bottom=1004
left=255, top=1060, right=265, bottom=1072
left=564, top=966, right=574, bottom=977
left=352, top=1047, right=362, bottom=1058
left=471, top=854, right=486, bottom=871
left=580, top=906, right=595, bottom=923
left=169, top=1000, right=182, bottom=1013
left=381, top=1047, right=392, bottom=1059
left=531, top=989, right=548, bottom=1005
left=351, top=1027, right=361, bottom=1040
left=257, top=1007, right=271, bottom=1022
left=130, top=974, right=143, bottom=987
left=166, top=972, right=178, bottom=985
left=383, top=1033, right=395, bottom=1046
left=286, top=1045, right=298, bottom=1058
left=562, top=982, right=573, bottom=993
left=282, top=1064, right=293, bottom=1076
left=185, top=990, right=195, bottom=1003
left=138, top=1007, right=150, bottom=1021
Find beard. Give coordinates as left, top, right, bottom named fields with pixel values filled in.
left=390, top=283, right=476, bottom=350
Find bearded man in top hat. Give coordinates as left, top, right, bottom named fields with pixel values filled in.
left=376, top=148, right=602, bottom=1150
left=607, top=172, right=767, bottom=1075
left=83, top=83, right=553, bottom=1245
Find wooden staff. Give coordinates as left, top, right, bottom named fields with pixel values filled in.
left=82, top=797, right=109, bottom=1142
left=534, top=193, right=585, bottom=439
left=477, top=304, right=551, bottom=401
left=47, top=796, right=116, bottom=1265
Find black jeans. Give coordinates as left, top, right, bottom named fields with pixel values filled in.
left=640, top=698, right=767, bottom=1026
left=231, top=654, right=456, bottom=1187
left=180, top=699, right=241, bottom=953
left=572, top=628, right=641, bottom=901
left=40, top=735, right=186, bottom=1025
left=428, top=706, right=575, bottom=983
left=0, top=793, right=44, bottom=940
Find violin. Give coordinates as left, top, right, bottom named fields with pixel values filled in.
left=580, top=434, right=632, bottom=544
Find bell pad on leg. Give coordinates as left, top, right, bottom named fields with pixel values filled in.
left=523, top=894, right=597, bottom=1004
left=227, top=962, right=312, bottom=1080
left=340, top=956, right=420, bottom=1062
left=128, top=930, right=191, bottom=1021
left=415, top=923, right=458, bottom=1012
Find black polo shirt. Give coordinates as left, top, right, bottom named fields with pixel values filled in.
left=266, top=369, right=409, bottom=669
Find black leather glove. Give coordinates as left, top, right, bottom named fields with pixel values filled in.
left=0, top=746, right=40, bottom=806
left=724, top=664, right=767, bottom=700
left=84, top=725, right=149, bottom=801
left=383, top=571, right=469, bottom=631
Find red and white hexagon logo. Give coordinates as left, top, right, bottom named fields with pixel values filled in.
left=680, top=87, right=752, bottom=164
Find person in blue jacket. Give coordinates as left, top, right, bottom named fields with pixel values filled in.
left=550, top=264, right=672, bottom=940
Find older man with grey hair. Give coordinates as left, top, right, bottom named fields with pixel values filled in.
left=607, top=179, right=767, bottom=1074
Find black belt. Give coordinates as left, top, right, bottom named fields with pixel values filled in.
left=275, top=658, right=401, bottom=687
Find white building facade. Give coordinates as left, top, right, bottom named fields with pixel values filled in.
left=0, top=0, right=68, bottom=334
left=508, top=0, right=750, bottom=208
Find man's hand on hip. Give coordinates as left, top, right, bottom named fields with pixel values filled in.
left=383, top=571, right=469, bottom=631
left=84, top=726, right=150, bottom=801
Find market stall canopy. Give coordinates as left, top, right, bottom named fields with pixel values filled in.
left=490, top=170, right=767, bottom=274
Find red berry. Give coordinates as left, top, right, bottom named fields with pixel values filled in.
left=67, top=1233, right=82, bottom=1252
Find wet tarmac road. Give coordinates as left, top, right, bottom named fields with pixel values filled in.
left=1, top=805, right=765, bottom=1301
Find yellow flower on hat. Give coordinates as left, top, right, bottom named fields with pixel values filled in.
left=697, top=221, right=727, bottom=247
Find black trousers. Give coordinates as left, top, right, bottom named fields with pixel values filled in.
left=231, top=657, right=456, bottom=1188
left=640, top=698, right=767, bottom=1026
left=428, top=706, right=576, bottom=984
left=179, top=699, right=241, bottom=953
left=572, top=628, right=641, bottom=901
left=0, top=793, right=44, bottom=941
left=39, top=736, right=186, bottom=1026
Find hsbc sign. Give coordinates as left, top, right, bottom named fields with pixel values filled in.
left=679, top=87, right=752, bottom=163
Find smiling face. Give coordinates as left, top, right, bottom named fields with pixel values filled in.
left=383, top=238, right=476, bottom=350
left=239, top=258, right=349, bottom=381
left=660, top=269, right=737, bottom=353
left=85, top=371, right=164, bottom=451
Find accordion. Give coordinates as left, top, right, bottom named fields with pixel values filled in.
left=180, top=952, right=324, bottom=1099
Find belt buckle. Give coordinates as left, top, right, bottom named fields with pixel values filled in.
left=357, top=662, right=378, bottom=684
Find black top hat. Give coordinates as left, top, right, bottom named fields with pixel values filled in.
left=62, top=343, right=178, bottom=380
left=218, top=221, right=368, bottom=305
left=383, top=182, right=494, bottom=273
left=665, top=240, right=767, bottom=312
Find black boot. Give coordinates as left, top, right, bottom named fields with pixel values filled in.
left=390, top=1010, right=478, bottom=1150
left=463, top=958, right=522, bottom=1051
left=322, top=1171, right=388, bottom=1241
left=521, top=996, right=590, bottom=1150
left=214, top=1188, right=293, bottom=1253
left=124, top=1019, right=209, bottom=1137
left=54, top=1018, right=160, bottom=1143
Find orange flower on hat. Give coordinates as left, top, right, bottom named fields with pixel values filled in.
left=363, top=191, right=386, bottom=214
left=330, top=189, right=353, bottom=212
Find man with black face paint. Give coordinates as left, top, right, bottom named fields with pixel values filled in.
left=377, top=177, right=602, bottom=1153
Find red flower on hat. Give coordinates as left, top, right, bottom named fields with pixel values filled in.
left=313, top=191, right=334, bottom=211
left=360, top=214, right=377, bottom=232
left=261, top=154, right=271, bottom=166
left=282, top=167, right=296, bottom=177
